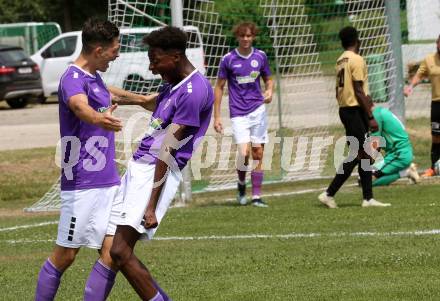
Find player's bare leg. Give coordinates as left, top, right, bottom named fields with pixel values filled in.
left=236, top=143, right=250, bottom=205
left=83, top=236, right=118, bottom=300
left=49, top=245, right=80, bottom=270
left=35, top=246, right=80, bottom=300
left=110, top=225, right=169, bottom=301
left=250, top=144, right=268, bottom=207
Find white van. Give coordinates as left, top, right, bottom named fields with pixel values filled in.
left=31, top=26, right=205, bottom=99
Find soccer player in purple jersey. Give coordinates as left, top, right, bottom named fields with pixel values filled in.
left=34, top=19, right=156, bottom=301
left=213, top=22, right=274, bottom=207
left=107, top=26, right=214, bottom=301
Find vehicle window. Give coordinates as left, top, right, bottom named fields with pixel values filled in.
left=42, top=36, right=77, bottom=58
left=120, top=33, right=148, bottom=53
left=185, top=30, right=201, bottom=49
left=0, top=49, right=28, bottom=63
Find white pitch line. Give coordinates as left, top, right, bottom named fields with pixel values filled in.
left=223, top=184, right=358, bottom=203
left=0, top=184, right=348, bottom=233
left=3, top=229, right=440, bottom=245
left=0, top=221, right=58, bottom=232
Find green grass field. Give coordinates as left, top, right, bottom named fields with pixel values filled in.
left=2, top=182, right=440, bottom=300
left=1, top=117, right=440, bottom=300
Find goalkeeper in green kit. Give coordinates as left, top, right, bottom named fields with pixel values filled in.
left=369, top=105, right=420, bottom=186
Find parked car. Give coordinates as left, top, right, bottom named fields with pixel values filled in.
left=0, top=45, right=43, bottom=108
left=31, top=25, right=206, bottom=99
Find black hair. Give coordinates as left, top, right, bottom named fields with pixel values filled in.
left=143, top=26, right=187, bottom=53
left=339, top=26, right=359, bottom=49
left=82, top=18, right=119, bottom=54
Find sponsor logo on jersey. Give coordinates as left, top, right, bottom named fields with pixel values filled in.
left=236, top=71, right=260, bottom=84
left=146, top=117, right=163, bottom=136
left=150, top=117, right=163, bottom=130
left=97, top=106, right=110, bottom=113
left=233, top=64, right=242, bottom=68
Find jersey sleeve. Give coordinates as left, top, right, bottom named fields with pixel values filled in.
left=260, top=52, right=272, bottom=77
left=217, top=55, right=229, bottom=79
left=172, top=88, right=206, bottom=127
left=416, top=58, right=429, bottom=78
left=350, top=55, right=367, bottom=82
left=60, top=72, right=87, bottom=105
left=371, top=108, right=384, bottom=136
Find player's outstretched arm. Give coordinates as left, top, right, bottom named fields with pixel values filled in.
left=213, top=78, right=226, bottom=134
left=108, top=85, right=158, bottom=111
left=68, top=94, right=122, bottom=132
left=262, top=76, right=274, bottom=104
left=404, top=73, right=422, bottom=97
left=353, top=81, right=378, bottom=132
left=143, top=123, right=188, bottom=229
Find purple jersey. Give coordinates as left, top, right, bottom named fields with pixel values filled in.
left=58, top=65, right=120, bottom=191
left=218, top=48, right=271, bottom=118
left=133, top=70, right=214, bottom=169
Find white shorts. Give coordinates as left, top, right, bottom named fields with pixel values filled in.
left=56, top=185, right=119, bottom=249
left=231, top=104, right=268, bottom=144
left=108, top=160, right=181, bottom=240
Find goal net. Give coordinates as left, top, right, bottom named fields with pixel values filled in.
left=26, top=0, right=401, bottom=211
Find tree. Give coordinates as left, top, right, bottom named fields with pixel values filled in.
left=0, top=0, right=107, bottom=32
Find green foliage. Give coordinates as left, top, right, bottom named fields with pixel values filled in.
left=212, top=0, right=273, bottom=55
left=0, top=0, right=108, bottom=31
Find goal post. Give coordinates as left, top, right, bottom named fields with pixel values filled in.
left=26, top=0, right=408, bottom=212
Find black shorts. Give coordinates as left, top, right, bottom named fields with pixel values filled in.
left=339, top=106, right=369, bottom=149
left=431, top=101, right=440, bottom=136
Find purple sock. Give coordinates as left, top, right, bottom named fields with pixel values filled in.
left=150, top=292, right=165, bottom=301
left=83, top=260, right=116, bottom=301
left=251, top=170, right=264, bottom=198
left=152, top=278, right=171, bottom=301
left=237, top=169, right=246, bottom=184
left=35, top=259, right=62, bottom=301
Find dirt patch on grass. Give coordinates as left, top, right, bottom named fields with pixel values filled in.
left=407, top=128, right=431, bottom=141
left=0, top=208, right=58, bottom=218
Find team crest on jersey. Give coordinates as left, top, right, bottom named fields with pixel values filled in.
left=251, top=59, right=259, bottom=68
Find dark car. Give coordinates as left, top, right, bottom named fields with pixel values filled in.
left=0, top=45, right=43, bottom=108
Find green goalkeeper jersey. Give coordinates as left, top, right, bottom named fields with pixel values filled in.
left=371, top=106, right=412, bottom=153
